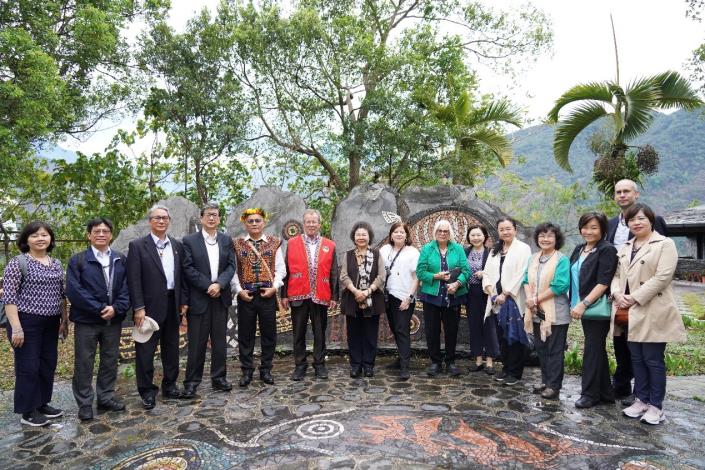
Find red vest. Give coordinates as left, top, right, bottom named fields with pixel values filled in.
left=286, top=235, right=335, bottom=305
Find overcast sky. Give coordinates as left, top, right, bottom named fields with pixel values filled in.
left=60, top=0, right=703, bottom=154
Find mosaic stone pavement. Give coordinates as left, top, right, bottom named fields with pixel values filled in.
left=1, top=356, right=704, bottom=469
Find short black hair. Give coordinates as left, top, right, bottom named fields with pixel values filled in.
left=533, top=222, right=565, bottom=250
left=578, top=211, right=608, bottom=240
left=200, top=202, right=220, bottom=217
left=466, top=224, right=489, bottom=244
left=86, top=217, right=114, bottom=233
left=350, top=221, right=375, bottom=244
left=387, top=222, right=412, bottom=246
left=17, top=221, right=56, bottom=253
left=624, top=202, right=656, bottom=228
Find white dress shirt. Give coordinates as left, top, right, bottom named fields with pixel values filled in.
left=613, top=213, right=630, bottom=250
left=91, top=245, right=112, bottom=287
left=151, top=232, right=175, bottom=289
left=202, top=229, right=220, bottom=283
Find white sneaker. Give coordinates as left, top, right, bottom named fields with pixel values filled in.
left=640, top=405, right=666, bottom=425
left=623, top=398, right=649, bottom=418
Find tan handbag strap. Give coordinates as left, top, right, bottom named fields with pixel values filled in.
left=247, top=239, right=286, bottom=313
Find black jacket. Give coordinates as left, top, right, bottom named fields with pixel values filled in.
left=569, top=239, right=618, bottom=300
left=66, top=248, right=130, bottom=325
left=607, top=214, right=667, bottom=244
left=182, top=231, right=237, bottom=314
left=126, top=234, right=188, bottom=325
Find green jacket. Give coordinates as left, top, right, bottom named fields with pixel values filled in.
left=416, top=241, right=472, bottom=297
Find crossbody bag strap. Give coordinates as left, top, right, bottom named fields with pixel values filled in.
left=247, top=240, right=286, bottom=313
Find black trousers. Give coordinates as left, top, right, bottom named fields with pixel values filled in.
left=613, top=330, right=633, bottom=395
left=533, top=322, right=568, bottom=390
left=499, top=334, right=526, bottom=379
left=581, top=319, right=615, bottom=401
left=237, top=293, right=277, bottom=373
left=385, top=296, right=415, bottom=367
left=135, top=294, right=180, bottom=399
left=184, top=298, right=228, bottom=386
left=72, top=322, right=122, bottom=408
left=346, top=311, right=380, bottom=370
left=423, top=303, right=460, bottom=365
left=466, top=284, right=499, bottom=359
left=291, top=300, right=328, bottom=367
left=9, top=313, right=60, bottom=414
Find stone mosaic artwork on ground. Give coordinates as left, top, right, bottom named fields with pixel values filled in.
left=1, top=356, right=703, bottom=469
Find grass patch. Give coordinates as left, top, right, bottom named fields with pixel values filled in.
left=1, top=333, right=75, bottom=391
left=683, top=293, right=705, bottom=321
left=566, top=316, right=705, bottom=376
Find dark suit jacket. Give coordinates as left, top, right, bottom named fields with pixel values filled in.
left=607, top=214, right=667, bottom=244
left=182, top=231, right=237, bottom=314
left=126, top=234, right=188, bottom=325
left=569, top=239, right=618, bottom=300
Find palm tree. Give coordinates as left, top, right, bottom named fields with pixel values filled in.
left=547, top=70, right=701, bottom=172
left=423, top=89, right=522, bottom=184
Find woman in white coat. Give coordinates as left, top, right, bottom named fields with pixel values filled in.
left=482, top=217, right=532, bottom=385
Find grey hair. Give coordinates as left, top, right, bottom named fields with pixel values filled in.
left=303, top=208, right=322, bottom=223
left=147, top=204, right=170, bottom=219
left=200, top=202, right=220, bottom=217
left=432, top=219, right=455, bottom=240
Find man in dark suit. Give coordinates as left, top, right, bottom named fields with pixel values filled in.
left=607, top=179, right=668, bottom=406
left=127, top=205, right=189, bottom=409
left=66, top=217, right=130, bottom=421
left=181, top=203, right=237, bottom=398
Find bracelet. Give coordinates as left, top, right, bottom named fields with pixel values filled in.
left=12, top=329, right=24, bottom=336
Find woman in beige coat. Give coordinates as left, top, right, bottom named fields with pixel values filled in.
left=611, top=203, right=686, bottom=425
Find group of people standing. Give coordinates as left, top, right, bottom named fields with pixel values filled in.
left=1, top=179, right=686, bottom=428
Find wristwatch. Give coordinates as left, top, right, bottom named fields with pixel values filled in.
left=581, top=299, right=591, bottom=307
left=408, top=294, right=415, bottom=301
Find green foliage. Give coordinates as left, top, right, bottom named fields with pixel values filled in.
left=547, top=71, right=702, bottom=182
left=225, top=0, right=552, bottom=197
left=683, top=294, right=705, bottom=321
left=564, top=341, right=583, bottom=374
left=0, top=0, right=168, bottom=171
left=139, top=9, right=251, bottom=206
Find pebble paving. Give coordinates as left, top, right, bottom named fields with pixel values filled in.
left=1, top=355, right=704, bottom=469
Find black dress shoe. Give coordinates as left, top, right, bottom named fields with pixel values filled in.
left=239, top=374, right=253, bottom=387
left=181, top=385, right=197, bottom=399
left=426, top=363, right=441, bottom=377
left=446, top=363, right=461, bottom=377
left=468, top=363, right=484, bottom=372
left=364, top=367, right=374, bottom=378
left=532, top=383, right=546, bottom=394
left=97, top=399, right=126, bottom=412
left=142, top=396, right=156, bottom=410
left=78, top=406, right=94, bottom=421
left=260, top=370, right=275, bottom=385
left=621, top=395, right=636, bottom=407
left=575, top=396, right=598, bottom=409
left=291, top=366, right=307, bottom=381
left=213, top=378, right=233, bottom=392
left=350, top=367, right=362, bottom=378
left=314, top=365, right=329, bottom=379
left=541, top=388, right=560, bottom=400
left=399, top=368, right=410, bottom=381
left=162, top=388, right=182, bottom=399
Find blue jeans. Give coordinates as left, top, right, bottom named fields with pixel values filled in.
left=628, top=341, right=667, bottom=409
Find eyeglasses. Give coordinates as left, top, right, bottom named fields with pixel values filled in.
left=436, top=230, right=450, bottom=234
left=150, top=216, right=170, bottom=221
left=91, top=229, right=112, bottom=235
left=246, top=219, right=264, bottom=224
left=203, top=213, right=220, bottom=219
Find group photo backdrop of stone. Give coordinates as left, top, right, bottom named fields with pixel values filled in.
left=111, top=184, right=529, bottom=360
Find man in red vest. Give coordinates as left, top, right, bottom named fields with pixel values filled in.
left=281, top=209, right=339, bottom=380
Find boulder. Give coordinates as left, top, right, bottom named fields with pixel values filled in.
left=226, top=186, right=307, bottom=240
left=112, top=196, right=200, bottom=253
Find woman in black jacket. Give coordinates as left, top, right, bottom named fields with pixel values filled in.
left=464, top=224, right=498, bottom=374
left=569, top=212, right=618, bottom=409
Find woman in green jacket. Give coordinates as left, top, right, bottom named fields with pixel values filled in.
left=416, top=219, right=472, bottom=377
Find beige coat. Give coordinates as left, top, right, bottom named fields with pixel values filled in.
left=483, top=239, right=532, bottom=319
left=610, top=232, right=686, bottom=343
